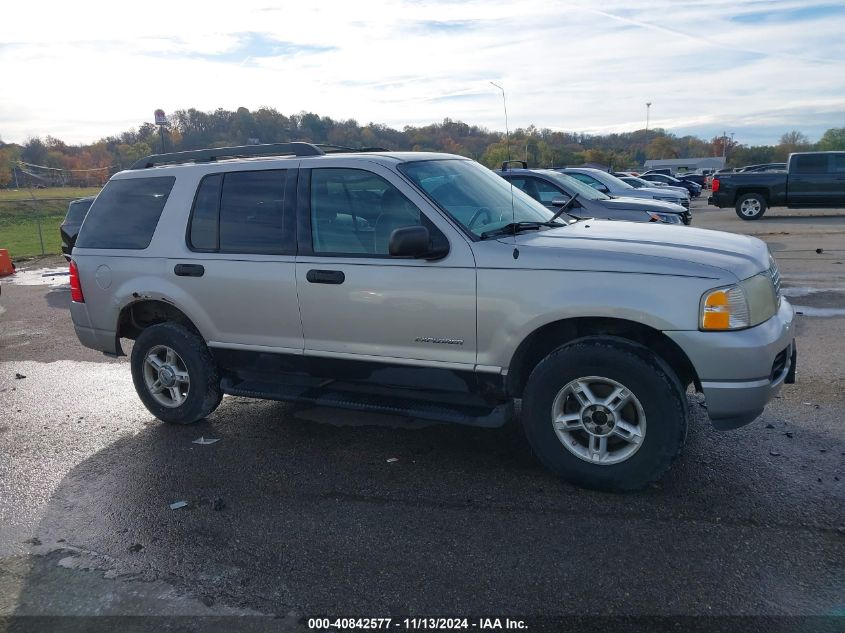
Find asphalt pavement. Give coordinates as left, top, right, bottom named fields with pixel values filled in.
left=0, top=199, right=843, bottom=629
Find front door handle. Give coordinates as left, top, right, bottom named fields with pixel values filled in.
left=306, top=269, right=345, bottom=285
left=174, top=264, right=205, bottom=277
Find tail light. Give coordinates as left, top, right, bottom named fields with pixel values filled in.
left=711, top=178, right=720, bottom=193
left=69, top=260, right=84, bottom=303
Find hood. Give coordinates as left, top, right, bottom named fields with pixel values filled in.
left=652, top=185, right=689, bottom=197
left=613, top=187, right=685, bottom=202
left=511, top=220, right=770, bottom=280
left=600, top=196, right=686, bottom=214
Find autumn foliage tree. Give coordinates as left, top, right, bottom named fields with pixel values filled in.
left=1, top=108, right=842, bottom=186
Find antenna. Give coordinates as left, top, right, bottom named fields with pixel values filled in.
left=491, top=81, right=519, bottom=259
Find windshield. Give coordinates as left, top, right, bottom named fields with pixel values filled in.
left=399, top=159, right=555, bottom=237
left=539, top=170, right=609, bottom=200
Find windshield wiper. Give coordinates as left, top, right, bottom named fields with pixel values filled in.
left=480, top=220, right=563, bottom=240
left=548, top=193, right=580, bottom=222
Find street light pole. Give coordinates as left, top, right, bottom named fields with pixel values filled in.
left=645, top=102, right=652, bottom=132
left=490, top=82, right=511, bottom=162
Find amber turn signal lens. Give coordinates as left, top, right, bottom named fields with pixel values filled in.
left=702, top=290, right=730, bottom=329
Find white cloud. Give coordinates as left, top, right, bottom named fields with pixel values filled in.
left=1, top=0, right=843, bottom=145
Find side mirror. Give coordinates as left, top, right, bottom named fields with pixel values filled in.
left=594, top=184, right=609, bottom=193
left=389, top=225, right=431, bottom=258
left=550, top=196, right=570, bottom=207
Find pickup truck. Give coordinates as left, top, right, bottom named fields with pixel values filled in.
left=709, top=151, right=845, bottom=219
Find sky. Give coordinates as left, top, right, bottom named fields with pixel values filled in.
left=1, top=0, right=844, bottom=147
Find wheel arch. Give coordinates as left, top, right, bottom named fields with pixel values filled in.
left=506, top=317, right=700, bottom=398
left=735, top=188, right=771, bottom=205
left=117, top=299, right=203, bottom=344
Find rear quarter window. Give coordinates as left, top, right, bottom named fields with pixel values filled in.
left=792, top=154, right=829, bottom=174
left=76, top=177, right=175, bottom=249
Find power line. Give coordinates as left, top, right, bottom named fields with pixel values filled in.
left=17, top=160, right=116, bottom=172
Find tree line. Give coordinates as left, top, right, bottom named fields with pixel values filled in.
left=1, top=106, right=844, bottom=187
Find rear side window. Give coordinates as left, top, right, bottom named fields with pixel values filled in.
left=792, top=154, right=828, bottom=174
left=64, top=199, right=93, bottom=224
left=76, top=177, right=175, bottom=249
left=187, top=170, right=288, bottom=254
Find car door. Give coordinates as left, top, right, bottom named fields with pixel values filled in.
left=831, top=153, right=845, bottom=207
left=788, top=154, right=831, bottom=206
left=168, top=167, right=303, bottom=352
left=295, top=161, right=477, bottom=369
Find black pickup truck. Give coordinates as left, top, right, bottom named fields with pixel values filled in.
left=709, top=151, right=845, bottom=220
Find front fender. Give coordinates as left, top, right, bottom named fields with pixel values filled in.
left=476, top=268, right=719, bottom=370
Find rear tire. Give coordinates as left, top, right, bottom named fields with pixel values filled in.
left=521, top=337, right=687, bottom=492
left=131, top=322, right=222, bottom=424
left=735, top=193, right=767, bottom=220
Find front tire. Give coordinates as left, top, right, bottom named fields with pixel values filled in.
left=735, top=193, right=767, bottom=220
left=521, top=337, right=687, bottom=492
left=131, top=322, right=222, bottom=424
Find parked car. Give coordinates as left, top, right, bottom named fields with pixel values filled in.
left=68, top=142, right=795, bottom=491
left=498, top=166, right=690, bottom=224
left=673, top=172, right=707, bottom=188
left=60, top=196, right=96, bottom=260
left=640, top=173, right=702, bottom=198
left=709, top=151, right=845, bottom=220
left=557, top=167, right=690, bottom=210
left=737, top=163, right=787, bottom=173
left=617, top=176, right=691, bottom=202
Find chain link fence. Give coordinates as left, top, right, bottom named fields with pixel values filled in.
left=0, top=189, right=100, bottom=259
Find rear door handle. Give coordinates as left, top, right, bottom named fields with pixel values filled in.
left=306, top=269, right=345, bottom=285
left=174, top=264, right=205, bottom=277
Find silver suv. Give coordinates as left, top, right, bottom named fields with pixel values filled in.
left=69, top=142, right=796, bottom=491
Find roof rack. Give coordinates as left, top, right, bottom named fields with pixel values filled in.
left=315, top=144, right=388, bottom=154
left=129, top=142, right=390, bottom=169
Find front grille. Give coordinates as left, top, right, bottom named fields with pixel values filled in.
left=680, top=199, right=690, bottom=209
left=770, top=345, right=789, bottom=381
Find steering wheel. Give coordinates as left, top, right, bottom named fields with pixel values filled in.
left=467, top=207, right=493, bottom=230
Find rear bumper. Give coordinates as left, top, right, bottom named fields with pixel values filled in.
left=665, top=299, right=796, bottom=430
left=70, top=301, right=120, bottom=355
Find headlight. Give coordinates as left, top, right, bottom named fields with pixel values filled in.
left=700, top=274, right=778, bottom=331
left=700, top=285, right=749, bottom=330
left=648, top=212, right=682, bottom=224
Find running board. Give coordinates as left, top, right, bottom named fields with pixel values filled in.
left=220, top=377, right=512, bottom=428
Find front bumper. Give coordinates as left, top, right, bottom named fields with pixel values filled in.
left=666, top=298, right=796, bottom=430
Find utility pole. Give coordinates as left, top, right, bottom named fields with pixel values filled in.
left=645, top=102, right=652, bottom=132
left=722, top=130, right=727, bottom=159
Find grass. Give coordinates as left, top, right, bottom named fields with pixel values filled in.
left=0, top=187, right=101, bottom=258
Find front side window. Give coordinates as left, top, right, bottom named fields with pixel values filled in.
left=187, top=170, right=287, bottom=254
left=310, top=168, right=432, bottom=255
left=76, top=176, right=175, bottom=249
left=400, top=159, right=554, bottom=238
